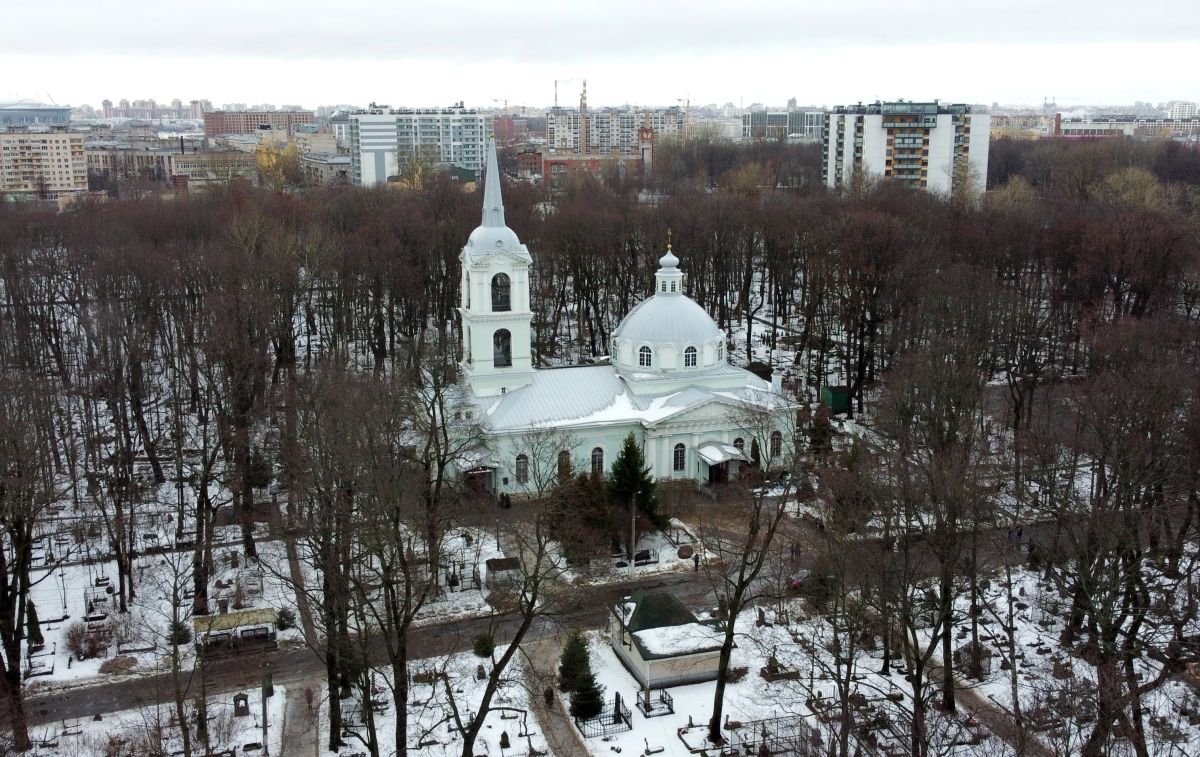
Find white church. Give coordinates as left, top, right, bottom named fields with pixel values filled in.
left=456, top=142, right=794, bottom=496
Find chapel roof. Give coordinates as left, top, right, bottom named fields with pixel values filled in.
left=472, top=362, right=778, bottom=432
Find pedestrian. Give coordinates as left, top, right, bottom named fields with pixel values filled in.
left=693, top=553, right=700, bottom=572
left=544, top=687, right=554, bottom=707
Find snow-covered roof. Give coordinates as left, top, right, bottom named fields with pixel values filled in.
left=614, top=293, right=723, bottom=346
left=633, top=622, right=725, bottom=657
left=697, top=443, right=748, bottom=465
left=617, top=589, right=726, bottom=660
left=473, top=363, right=780, bottom=432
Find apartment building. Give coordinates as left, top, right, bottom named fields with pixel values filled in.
left=169, top=151, right=257, bottom=189
left=822, top=101, right=990, bottom=196
left=546, top=107, right=684, bottom=155
left=1166, top=101, right=1198, bottom=121
left=741, top=110, right=824, bottom=142
left=203, top=110, right=314, bottom=138
left=348, top=103, right=487, bottom=186
left=86, top=143, right=176, bottom=183
left=1, top=127, right=88, bottom=199
left=1055, top=114, right=1200, bottom=140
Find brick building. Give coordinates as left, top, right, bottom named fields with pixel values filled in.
left=203, top=110, right=314, bottom=138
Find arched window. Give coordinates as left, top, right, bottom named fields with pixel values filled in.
left=591, top=447, right=604, bottom=476
left=770, top=431, right=783, bottom=460
left=638, top=345, right=652, bottom=368
left=493, top=329, right=512, bottom=367
left=557, top=450, right=572, bottom=481
left=464, top=273, right=471, bottom=308
left=718, top=343, right=725, bottom=362
left=660, top=282, right=667, bottom=292
left=670, top=282, right=677, bottom=292
left=515, top=454, right=529, bottom=485
left=491, top=273, right=511, bottom=312
left=684, top=346, right=697, bottom=368
left=733, top=437, right=744, bottom=452
left=673, top=443, right=686, bottom=472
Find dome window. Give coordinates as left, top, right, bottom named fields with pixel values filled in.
left=491, top=273, right=511, bottom=312
left=673, top=443, right=686, bottom=472
left=638, top=346, right=652, bottom=368
left=684, top=346, right=697, bottom=368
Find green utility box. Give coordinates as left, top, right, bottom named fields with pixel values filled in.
left=821, top=385, right=851, bottom=414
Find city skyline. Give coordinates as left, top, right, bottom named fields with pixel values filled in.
left=2, top=0, right=1197, bottom=111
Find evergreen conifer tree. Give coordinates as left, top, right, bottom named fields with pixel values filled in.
left=569, top=670, right=605, bottom=720
left=608, top=432, right=666, bottom=532
left=558, top=631, right=590, bottom=692
left=25, top=600, right=43, bottom=646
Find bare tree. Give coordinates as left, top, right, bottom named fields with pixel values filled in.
left=697, top=402, right=797, bottom=744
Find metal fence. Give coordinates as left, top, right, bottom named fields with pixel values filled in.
left=636, top=688, right=674, bottom=718
left=725, top=714, right=823, bottom=756
left=574, top=697, right=633, bottom=739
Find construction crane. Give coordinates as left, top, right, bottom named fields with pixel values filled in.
left=492, top=98, right=508, bottom=113
left=677, top=96, right=691, bottom=139
left=554, top=77, right=583, bottom=110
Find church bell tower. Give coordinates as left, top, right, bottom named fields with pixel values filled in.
left=459, top=139, right=535, bottom=397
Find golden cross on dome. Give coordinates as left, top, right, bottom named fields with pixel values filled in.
left=667, top=228, right=673, bottom=252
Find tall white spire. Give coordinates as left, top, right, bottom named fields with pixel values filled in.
left=481, top=138, right=505, bottom=228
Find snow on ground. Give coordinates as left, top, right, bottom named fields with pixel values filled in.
left=24, top=684, right=286, bottom=756
left=24, top=534, right=303, bottom=690
left=316, top=645, right=548, bottom=757
left=563, top=519, right=704, bottom=588
left=574, top=599, right=992, bottom=757
left=951, top=558, right=1200, bottom=756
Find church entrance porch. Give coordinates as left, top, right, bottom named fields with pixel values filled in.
left=697, top=443, right=749, bottom=487
left=706, top=461, right=731, bottom=486
left=463, top=466, right=496, bottom=501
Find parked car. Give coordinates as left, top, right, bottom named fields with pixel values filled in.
left=788, top=569, right=811, bottom=590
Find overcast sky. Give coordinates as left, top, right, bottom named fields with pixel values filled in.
left=2, top=0, right=1196, bottom=110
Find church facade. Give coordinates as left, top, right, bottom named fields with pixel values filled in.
left=457, top=141, right=794, bottom=497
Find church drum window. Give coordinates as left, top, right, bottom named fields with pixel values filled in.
left=493, top=328, right=512, bottom=367
left=638, top=345, right=652, bottom=368
left=491, top=273, right=511, bottom=312
left=770, top=430, right=782, bottom=460
left=684, top=345, right=697, bottom=368
left=673, top=443, right=686, bottom=472
left=590, top=447, right=604, bottom=476
left=733, top=437, right=744, bottom=452
left=515, top=454, right=529, bottom=485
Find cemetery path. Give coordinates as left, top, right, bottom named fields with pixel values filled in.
left=22, top=571, right=710, bottom=727
left=280, top=684, right=319, bottom=756
left=925, top=650, right=1055, bottom=757
left=523, top=636, right=592, bottom=757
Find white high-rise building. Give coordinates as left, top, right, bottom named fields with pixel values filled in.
left=349, top=103, right=488, bottom=185
left=1166, top=101, right=1197, bottom=120
left=822, top=101, right=990, bottom=196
